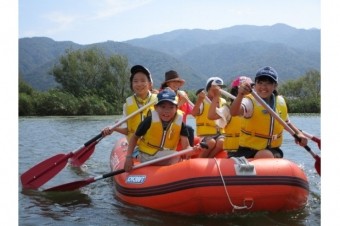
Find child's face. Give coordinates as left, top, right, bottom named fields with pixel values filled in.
left=155, top=102, right=178, bottom=122
left=132, top=72, right=152, bottom=97
left=207, top=85, right=220, bottom=97
left=255, top=79, right=277, bottom=99
left=166, top=81, right=182, bottom=91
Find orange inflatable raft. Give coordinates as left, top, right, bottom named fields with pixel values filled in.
left=110, top=137, right=309, bottom=215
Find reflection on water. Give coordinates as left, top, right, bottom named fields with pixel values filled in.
left=21, top=189, right=92, bottom=207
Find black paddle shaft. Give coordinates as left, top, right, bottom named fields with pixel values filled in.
left=84, top=133, right=102, bottom=146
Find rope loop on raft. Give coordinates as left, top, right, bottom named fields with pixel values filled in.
left=213, top=157, right=254, bottom=212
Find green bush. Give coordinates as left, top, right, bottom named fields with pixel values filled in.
left=78, top=95, right=111, bottom=115
left=19, top=93, right=35, bottom=116
left=34, top=90, right=79, bottom=115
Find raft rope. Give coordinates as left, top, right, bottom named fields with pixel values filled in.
left=213, top=157, right=254, bottom=212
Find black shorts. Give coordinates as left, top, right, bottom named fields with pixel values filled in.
left=186, top=125, right=195, bottom=146
left=201, top=134, right=225, bottom=143
left=228, top=146, right=283, bottom=158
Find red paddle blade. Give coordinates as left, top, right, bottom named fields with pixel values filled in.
left=311, top=137, right=321, bottom=150
left=21, top=154, right=69, bottom=189
left=314, top=155, right=321, bottom=176
left=44, top=178, right=95, bottom=192
left=69, top=141, right=98, bottom=167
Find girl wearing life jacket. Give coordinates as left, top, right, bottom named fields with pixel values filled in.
left=229, top=66, right=308, bottom=158
left=102, top=65, right=157, bottom=145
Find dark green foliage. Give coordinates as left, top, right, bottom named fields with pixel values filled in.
left=51, top=48, right=110, bottom=97
left=19, top=93, right=35, bottom=116
left=34, top=90, right=79, bottom=116
left=187, top=90, right=198, bottom=104
left=278, top=70, right=320, bottom=113
left=285, top=97, right=320, bottom=113
left=19, top=77, right=34, bottom=95
left=78, top=95, right=115, bottom=115
left=19, top=48, right=131, bottom=116
left=96, top=54, right=131, bottom=105
left=19, top=77, right=37, bottom=115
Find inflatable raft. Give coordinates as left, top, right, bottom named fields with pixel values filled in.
left=110, top=137, right=309, bottom=215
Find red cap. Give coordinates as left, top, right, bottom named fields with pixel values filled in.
left=231, top=76, right=253, bottom=88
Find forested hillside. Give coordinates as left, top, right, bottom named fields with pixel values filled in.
left=19, top=23, right=320, bottom=91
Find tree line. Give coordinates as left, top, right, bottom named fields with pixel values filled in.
left=19, top=48, right=320, bottom=116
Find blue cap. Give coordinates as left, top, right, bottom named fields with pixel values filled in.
left=156, top=89, right=178, bottom=105
left=255, top=66, right=278, bottom=83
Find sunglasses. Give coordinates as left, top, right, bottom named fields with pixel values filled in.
left=211, top=79, right=223, bottom=85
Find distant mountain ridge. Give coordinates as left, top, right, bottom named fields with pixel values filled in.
left=19, top=23, right=320, bottom=91
left=124, top=23, right=320, bottom=56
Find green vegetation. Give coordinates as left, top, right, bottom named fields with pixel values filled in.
left=278, top=70, right=320, bottom=113
left=19, top=48, right=320, bottom=116
left=19, top=48, right=131, bottom=116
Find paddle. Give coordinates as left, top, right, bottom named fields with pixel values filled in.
left=250, top=90, right=321, bottom=176
left=20, top=134, right=102, bottom=190
left=219, top=89, right=321, bottom=150
left=44, top=146, right=198, bottom=192
left=21, top=99, right=157, bottom=190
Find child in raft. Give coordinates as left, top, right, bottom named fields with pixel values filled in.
left=124, top=89, right=193, bottom=172
left=102, top=65, right=157, bottom=155
left=159, top=70, right=195, bottom=146
left=207, top=76, right=252, bottom=156
left=191, top=77, right=227, bottom=158
left=229, top=66, right=308, bottom=158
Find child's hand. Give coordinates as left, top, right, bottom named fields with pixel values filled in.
left=197, top=90, right=206, bottom=100
left=102, top=127, right=115, bottom=136
left=238, top=81, right=252, bottom=96
left=211, top=86, right=221, bottom=96
left=295, top=133, right=308, bottom=147
left=124, top=156, right=134, bottom=172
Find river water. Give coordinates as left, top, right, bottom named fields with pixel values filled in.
left=18, top=115, right=321, bottom=226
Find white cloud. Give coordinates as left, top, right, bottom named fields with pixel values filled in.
left=42, top=11, right=81, bottom=35
left=36, top=0, right=153, bottom=36
left=91, top=0, right=152, bottom=20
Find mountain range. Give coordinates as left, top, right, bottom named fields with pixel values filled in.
left=19, top=23, right=320, bottom=91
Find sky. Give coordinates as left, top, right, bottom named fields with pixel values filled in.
left=18, top=0, right=321, bottom=44
left=2, top=0, right=340, bottom=224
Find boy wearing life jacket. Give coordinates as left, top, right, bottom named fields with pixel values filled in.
left=192, top=77, right=227, bottom=158
left=102, top=65, right=157, bottom=146
left=229, top=66, right=308, bottom=158
left=124, top=89, right=191, bottom=172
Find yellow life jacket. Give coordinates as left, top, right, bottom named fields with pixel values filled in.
left=138, top=110, right=183, bottom=155
left=125, top=94, right=157, bottom=140
left=195, top=98, right=226, bottom=136
left=223, top=115, right=242, bottom=151
left=239, top=94, right=288, bottom=150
